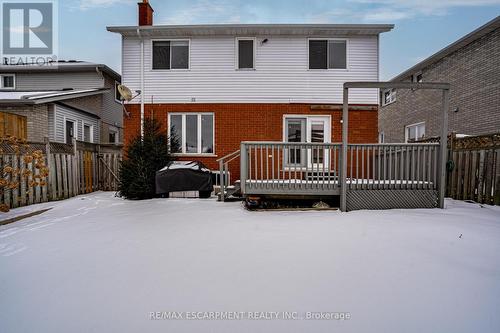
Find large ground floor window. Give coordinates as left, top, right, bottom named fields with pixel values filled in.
left=169, top=113, right=214, bottom=154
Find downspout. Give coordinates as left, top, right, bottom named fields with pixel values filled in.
left=137, top=28, right=145, bottom=138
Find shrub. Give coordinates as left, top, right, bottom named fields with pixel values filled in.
left=118, top=119, right=178, bottom=200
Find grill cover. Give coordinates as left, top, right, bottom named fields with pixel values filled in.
left=155, top=161, right=213, bottom=195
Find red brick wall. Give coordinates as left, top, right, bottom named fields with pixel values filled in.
left=124, top=103, right=378, bottom=181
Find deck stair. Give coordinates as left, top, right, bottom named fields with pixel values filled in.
left=217, top=180, right=241, bottom=201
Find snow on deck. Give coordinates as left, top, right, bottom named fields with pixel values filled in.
left=0, top=192, right=499, bottom=333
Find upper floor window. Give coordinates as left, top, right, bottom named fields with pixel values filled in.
left=237, top=38, right=255, bottom=69
left=309, top=39, right=347, bottom=69
left=1, top=74, right=15, bottom=89
left=169, top=113, right=214, bottom=155
left=382, top=88, right=396, bottom=106
left=412, top=72, right=423, bottom=83
left=114, top=81, right=121, bottom=103
left=152, top=40, right=189, bottom=70
left=405, top=122, right=425, bottom=142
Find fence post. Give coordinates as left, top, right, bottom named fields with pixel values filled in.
left=72, top=137, right=78, bottom=196
left=340, top=87, right=349, bottom=212
left=44, top=137, right=53, bottom=200
left=438, top=89, right=450, bottom=209
left=240, top=142, right=247, bottom=195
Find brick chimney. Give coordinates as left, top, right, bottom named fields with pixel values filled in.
left=138, top=0, right=154, bottom=26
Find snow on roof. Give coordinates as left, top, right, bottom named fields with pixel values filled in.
left=0, top=61, right=121, bottom=80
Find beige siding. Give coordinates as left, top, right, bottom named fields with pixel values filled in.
left=15, top=72, right=104, bottom=91
left=53, top=104, right=100, bottom=143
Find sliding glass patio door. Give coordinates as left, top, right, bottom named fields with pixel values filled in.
left=307, top=117, right=330, bottom=170
left=284, top=116, right=330, bottom=170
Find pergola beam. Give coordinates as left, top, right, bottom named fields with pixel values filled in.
left=344, top=81, right=450, bottom=90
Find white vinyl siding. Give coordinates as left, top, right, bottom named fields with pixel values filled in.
left=122, top=35, right=379, bottom=104
left=51, top=104, right=100, bottom=143
left=101, top=75, right=123, bottom=141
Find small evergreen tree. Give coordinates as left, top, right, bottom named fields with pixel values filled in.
left=118, top=119, right=178, bottom=200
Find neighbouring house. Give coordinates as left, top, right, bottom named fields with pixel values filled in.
left=0, top=61, right=123, bottom=144
left=108, top=0, right=393, bottom=185
left=379, top=16, right=500, bottom=143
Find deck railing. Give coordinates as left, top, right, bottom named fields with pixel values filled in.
left=239, top=141, right=440, bottom=196
left=346, top=143, right=440, bottom=191
left=241, top=142, right=342, bottom=195
left=217, top=149, right=240, bottom=202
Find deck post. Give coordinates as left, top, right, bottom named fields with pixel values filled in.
left=240, top=142, right=247, bottom=196
left=438, top=88, right=450, bottom=208
left=340, top=87, right=349, bottom=212
left=219, top=159, right=225, bottom=202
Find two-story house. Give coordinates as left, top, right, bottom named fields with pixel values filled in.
left=108, top=0, right=393, bottom=181
left=379, top=16, right=500, bottom=143
left=0, top=61, right=123, bottom=144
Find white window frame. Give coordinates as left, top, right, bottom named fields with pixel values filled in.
left=0, top=74, right=16, bottom=90
left=405, top=122, right=426, bottom=143
left=382, top=88, right=396, bottom=106
left=114, top=81, right=121, bottom=103
left=282, top=115, right=331, bottom=170
left=235, top=37, right=256, bottom=70
left=412, top=71, right=423, bottom=83
left=151, top=39, right=191, bottom=71
left=83, top=122, right=94, bottom=143
left=168, top=113, right=215, bottom=156
left=108, top=127, right=119, bottom=144
left=307, top=38, right=349, bottom=71
left=63, top=117, right=78, bottom=144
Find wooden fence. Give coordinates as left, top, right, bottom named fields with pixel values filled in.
left=1, top=139, right=122, bottom=210
left=422, top=133, right=500, bottom=205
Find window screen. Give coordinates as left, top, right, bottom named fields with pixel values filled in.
left=170, top=115, right=183, bottom=153
left=328, top=41, right=347, bottom=69
left=185, top=115, right=198, bottom=153
left=201, top=115, right=214, bottom=153
left=309, top=40, right=328, bottom=69
left=2, top=75, right=14, bottom=88
left=152, top=41, right=170, bottom=69
left=238, top=40, right=254, bottom=69
left=171, top=41, right=189, bottom=69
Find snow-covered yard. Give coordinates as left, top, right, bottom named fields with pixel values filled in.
left=1, top=192, right=499, bottom=333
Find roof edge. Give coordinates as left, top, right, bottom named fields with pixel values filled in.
left=107, top=23, right=394, bottom=35
left=390, top=15, right=499, bottom=82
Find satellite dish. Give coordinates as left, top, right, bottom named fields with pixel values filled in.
left=117, top=84, right=133, bottom=101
